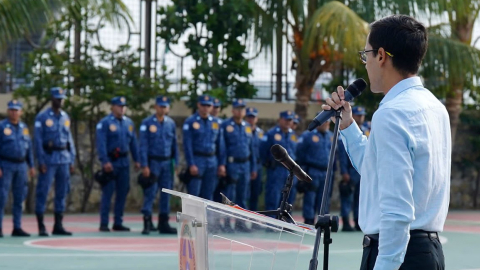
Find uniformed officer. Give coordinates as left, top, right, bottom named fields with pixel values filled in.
left=296, top=120, right=335, bottom=225
left=292, top=114, right=300, bottom=132
left=261, top=110, right=297, bottom=214
left=183, top=95, right=226, bottom=201
left=211, top=98, right=222, bottom=118
left=338, top=106, right=369, bottom=231
left=34, top=87, right=76, bottom=236
left=245, top=107, right=265, bottom=212
left=139, top=96, right=178, bottom=235
left=96, top=96, right=140, bottom=232
left=0, top=100, right=35, bottom=237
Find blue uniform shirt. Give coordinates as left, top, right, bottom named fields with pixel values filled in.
left=221, top=118, right=256, bottom=172
left=95, top=114, right=139, bottom=167
left=182, top=113, right=226, bottom=167
left=251, top=126, right=265, bottom=165
left=340, top=77, right=451, bottom=270
left=138, top=115, right=178, bottom=167
left=261, top=126, right=297, bottom=166
left=0, top=120, right=34, bottom=168
left=34, top=108, right=76, bottom=165
left=296, top=129, right=333, bottom=170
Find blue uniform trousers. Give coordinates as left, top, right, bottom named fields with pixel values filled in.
left=340, top=167, right=360, bottom=218
left=303, top=169, right=334, bottom=219
left=35, top=164, right=70, bottom=214
left=265, top=166, right=297, bottom=212
left=187, top=156, right=218, bottom=201
left=141, top=160, right=173, bottom=215
left=249, top=166, right=263, bottom=211
left=100, top=165, right=130, bottom=226
left=223, top=162, right=250, bottom=209
left=0, top=162, right=28, bottom=229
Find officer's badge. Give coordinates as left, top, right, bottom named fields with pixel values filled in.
left=129, top=125, right=133, bottom=132
left=312, top=135, right=319, bottom=143
left=149, top=125, right=157, bottom=133
left=45, top=119, right=53, bottom=127
left=163, top=96, right=168, bottom=101
left=226, top=125, right=234, bottom=133
left=58, top=89, right=63, bottom=94
left=291, top=134, right=297, bottom=142
left=215, top=99, right=219, bottom=103
left=12, top=100, right=17, bottom=104
left=4, top=128, right=12, bottom=136
left=120, top=97, right=126, bottom=103
left=238, top=99, right=243, bottom=104
left=23, top=128, right=29, bottom=136
left=212, top=122, right=219, bottom=130
left=192, top=122, right=200, bottom=130
left=249, top=108, right=254, bottom=112
left=330, top=136, right=334, bottom=142
left=109, top=124, right=117, bottom=132
left=205, top=96, right=210, bottom=101
left=64, top=120, right=70, bottom=128
left=245, top=126, right=252, bottom=134
left=287, top=111, right=292, bottom=115
left=274, top=134, right=281, bottom=141
left=258, top=132, right=263, bottom=139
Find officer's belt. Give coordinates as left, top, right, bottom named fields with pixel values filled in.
left=305, top=162, right=328, bottom=171
left=108, top=151, right=128, bottom=159
left=149, top=155, right=172, bottom=161
left=0, top=155, right=26, bottom=163
left=228, top=156, right=249, bottom=163
left=362, top=230, right=439, bottom=247
left=193, top=151, right=215, bottom=157
left=43, top=144, right=68, bottom=151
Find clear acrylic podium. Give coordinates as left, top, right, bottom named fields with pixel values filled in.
left=162, top=189, right=316, bottom=270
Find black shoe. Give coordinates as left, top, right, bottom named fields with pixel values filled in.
left=36, top=213, right=49, bottom=237
left=12, top=228, right=30, bottom=237
left=150, top=216, right=157, bottom=232
left=52, top=213, right=72, bottom=236
left=354, top=218, right=361, bottom=231
left=158, top=214, right=177, bottom=234
left=304, top=218, right=315, bottom=225
left=341, top=216, right=355, bottom=232
left=142, top=215, right=151, bottom=235
left=99, top=225, right=110, bottom=232
left=0, top=228, right=3, bottom=238
left=112, top=224, right=130, bottom=231
left=235, top=220, right=251, bottom=233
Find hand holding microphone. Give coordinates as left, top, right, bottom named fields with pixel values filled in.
left=323, top=86, right=354, bottom=130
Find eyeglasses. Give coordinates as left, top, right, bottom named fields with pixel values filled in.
left=358, top=49, right=394, bottom=64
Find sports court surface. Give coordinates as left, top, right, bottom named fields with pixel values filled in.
left=0, top=211, right=478, bottom=270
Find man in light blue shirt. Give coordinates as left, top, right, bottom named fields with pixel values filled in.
left=325, top=15, right=450, bottom=270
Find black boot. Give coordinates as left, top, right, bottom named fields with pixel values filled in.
left=142, top=215, right=151, bottom=235
left=149, top=216, right=157, bottom=232
left=158, top=214, right=177, bottom=234
left=304, top=218, right=315, bottom=226
left=0, top=228, right=3, bottom=237
left=12, top=228, right=30, bottom=237
left=341, top=216, right=354, bottom=232
left=354, top=218, right=361, bottom=231
left=112, top=224, right=130, bottom=231
left=99, top=224, right=110, bottom=232
left=52, top=212, right=73, bottom=236
left=36, top=213, right=49, bottom=237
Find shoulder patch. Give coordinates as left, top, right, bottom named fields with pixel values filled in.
left=274, top=134, right=282, bottom=141
left=96, top=123, right=102, bottom=130
left=183, top=124, right=189, bottom=131
left=140, top=125, right=147, bottom=132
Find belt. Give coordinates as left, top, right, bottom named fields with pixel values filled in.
left=305, top=162, right=328, bottom=171
left=108, top=152, right=128, bottom=159
left=149, top=155, right=172, bottom=161
left=228, top=156, right=249, bottom=163
left=43, top=144, right=68, bottom=151
left=0, top=155, right=26, bottom=163
left=363, top=230, right=439, bottom=248
left=193, top=151, right=215, bottom=157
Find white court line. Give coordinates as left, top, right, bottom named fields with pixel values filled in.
left=0, top=253, right=176, bottom=257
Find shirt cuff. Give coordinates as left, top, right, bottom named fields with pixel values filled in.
left=373, top=257, right=402, bottom=270
left=340, top=122, right=363, bottom=145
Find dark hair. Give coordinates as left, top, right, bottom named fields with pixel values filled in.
left=369, top=15, right=427, bottom=75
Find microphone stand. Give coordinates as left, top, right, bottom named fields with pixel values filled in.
left=258, top=171, right=296, bottom=224
left=309, top=110, right=341, bottom=270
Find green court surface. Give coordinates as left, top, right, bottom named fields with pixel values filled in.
left=0, top=211, right=478, bottom=270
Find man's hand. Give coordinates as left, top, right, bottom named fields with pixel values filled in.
left=134, top=162, right=141, bottom=172
left=142, top=166, right=151, bottom=178
left=103, top=162, right=113, bottom=173
left=189, top=165, right=199, bottom=176
left=322, top=86, right=354, bottom=130
left=250, top=171, right=258, bottom=180
left=342, top=173, right=350, bottom=183
left=70, top=165, right=75, bottom=174
left=217, top=165, right=226, bottom=177
left=40, top=164, right=47, bottom=174
left=29, top=167, right=36, bottom=178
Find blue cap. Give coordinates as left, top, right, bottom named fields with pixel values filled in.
left=111, top=96, right=127, bottom=106
left=293, top=114, right=300, bottom=124
left=213, top=98, right=221, bottom=108
left=352, top=106, right=366, bottom=115
left=156, top=95, right=170, bottom=107
left=232, top=98, right=246, bottom=108
left=51, top=87, right=66, bottom=99
left=7, top=100, right=22, bottom=110
left=246, top=107, right=258, bottom=117
left=198, top=95, right=213, bottom=106
left=279, top=110, right=294, bottom=120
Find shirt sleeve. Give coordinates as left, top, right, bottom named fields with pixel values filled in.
left=68, top=120, right=76, bottom=165
left=249, top=135, right=257, bottom=173
left=340, top=121, right=367, bottom=173
left=216, top=124, right=226, bottom=166
left=34, top=116, right=46, bottom=166
left=171, top=121, right=179, bottom=167
left=182, top=120, right=195, bottom=167
left=373, top=109, right=416, bottom=270
left=27, top=136, right=34, bottom=168
left=95, top=120, right=109, bottom=165
left=139, top=121, right=149, bottom=167
left=129, top=121, right=140, bottom=163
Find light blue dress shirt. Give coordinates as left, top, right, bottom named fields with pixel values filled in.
left=340, top=76, right=451, bottom=270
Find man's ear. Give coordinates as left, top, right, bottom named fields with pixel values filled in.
left=377, top=47, right=387, bottom=66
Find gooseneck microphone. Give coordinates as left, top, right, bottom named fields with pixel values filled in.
left=307, top=78, right=367, bottom=131
left=270, top=144, right=312, bottom=183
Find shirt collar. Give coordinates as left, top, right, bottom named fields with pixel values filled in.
left=380, top=76, right=423, bottom=106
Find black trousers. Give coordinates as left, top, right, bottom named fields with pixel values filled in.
left=360, top=233, right=445, bottom=270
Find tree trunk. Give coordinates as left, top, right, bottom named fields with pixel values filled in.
left=445, top=86, right=462, bottom=144
left=74, top=19, right=81, bottom=95
left=295, top=71, right=315, bottom=130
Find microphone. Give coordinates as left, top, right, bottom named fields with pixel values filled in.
left=307, top=78, right=367, bottom=131
left=270, top=144, right=312, bottom=183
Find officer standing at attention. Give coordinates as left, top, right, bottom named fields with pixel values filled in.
left=338, top=106, right=369, bottom=231
left=245, top=107, right=264, bottom=212
left=0, top=100, right=35, bottom=237
left=296, top=120, right=335, bottom=225
left=183, top=95, right=226, bottom=200
left=139, top=96, right=178, bottom=235
left=96, top=96, right=140, bottom=232
left=211, top=98, right=222, bottom=119
left=34, top=87, right=76, bottom=236
left=261, top=110, right=297, bottom=213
